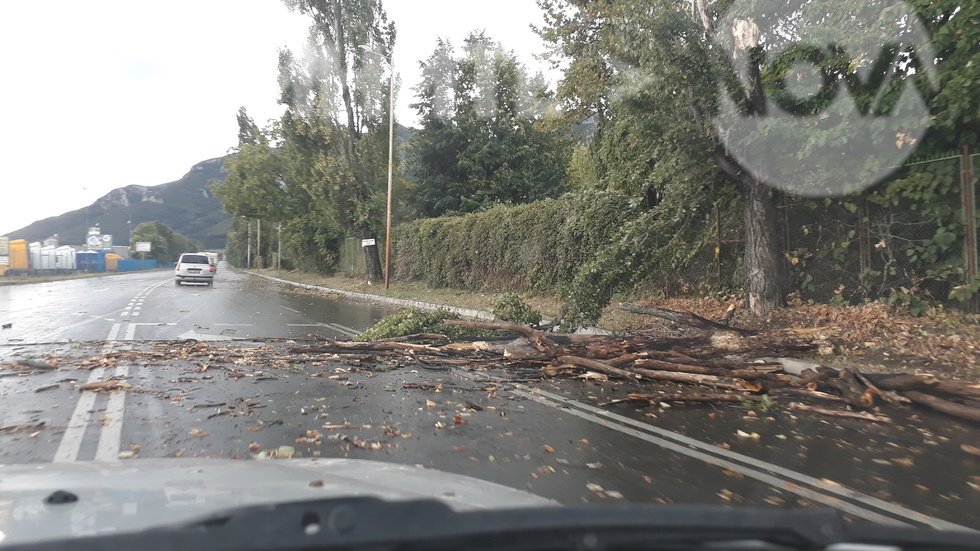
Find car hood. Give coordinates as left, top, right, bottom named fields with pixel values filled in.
left=0, top=458, right=555, bottom=546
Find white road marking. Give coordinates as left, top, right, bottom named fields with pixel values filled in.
left=517, top=388, right=972, bottom=531
left=327, top=323, right=360, bottom=336
left=285, top=322, right=360, bottom=336
left=280, top=306, right=300, bottom=313
left=52, top=367, right=105, bottom=463
left=53, top=279, right=171, bottom=463
left=95, top=364, right=128, bottom=462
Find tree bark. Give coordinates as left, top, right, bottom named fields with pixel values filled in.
left=627, top=392, right=751, bottom=404
left=742, top=177, right=786, bottom=317
left=632, top=358, right=777, bottom=380
left=902, top=391, right=980, bottom=423
left=360, top=224, right=384, bottom=283
left=787, top=402, right=893, bottom=424
left=555, top=356, right=641, bottom=380
left=628, top=367, right=751, bottom=391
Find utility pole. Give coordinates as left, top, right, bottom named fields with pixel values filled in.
left=384, top=48, right=395, bottom=289
left=277, top=223, right=282, bottom=276
left=257, top=220, right=262, bottom=270
left=246, top=219, right=251, bottom=269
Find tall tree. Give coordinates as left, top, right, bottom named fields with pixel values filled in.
left=537, top=0, right=938, bottom=318
left=406, top=33, right=572, bottom=218
left=281, top=0, right=396, bottom=282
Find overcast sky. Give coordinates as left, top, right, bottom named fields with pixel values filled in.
left=0, top=1, right=555, bottom=237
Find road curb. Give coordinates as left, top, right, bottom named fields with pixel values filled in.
left=242, top=271, right=496, bottom=321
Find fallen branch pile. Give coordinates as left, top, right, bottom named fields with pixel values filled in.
left=287, top=305, right=980, bottom=425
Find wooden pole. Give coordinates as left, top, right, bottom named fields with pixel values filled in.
left=384, top=49, right=395, bottom=290
left=961, top=145, right=977, bottom=311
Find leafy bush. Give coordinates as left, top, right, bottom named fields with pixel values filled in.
left=492, top=293, right=542, bottom=326
left=393, top=190, right=636, bottom=293
left=357, top=307, right=488, bottom=341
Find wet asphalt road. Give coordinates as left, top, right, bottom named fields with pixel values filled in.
left=1, top=267, right=979, bottom=531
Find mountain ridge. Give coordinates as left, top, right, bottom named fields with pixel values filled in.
left=3, top=157, right=231, bottom=249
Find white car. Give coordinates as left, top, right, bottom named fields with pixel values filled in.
left=175, top=253, right=215, bottom=286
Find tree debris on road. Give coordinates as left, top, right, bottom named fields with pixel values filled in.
left=279, top=305, right=980, bottom=426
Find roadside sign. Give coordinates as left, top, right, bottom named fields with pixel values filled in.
left=0, top=237, right=8, bottom=256
left=361, top=239, right=376, bottom=247
left=0, top=256, right=8, bottom=266
left=135, top=241, right=152, bottom=252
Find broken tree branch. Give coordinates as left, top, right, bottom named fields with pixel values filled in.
left=555, top=356, right=642, bottom=380
left=902, top=391, right=980, bottom=423
left=787, top=402, right=893, bottom=424
left=618, top=303, right=756, bottom=335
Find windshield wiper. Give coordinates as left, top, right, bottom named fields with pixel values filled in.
left=7, top=497, right=979, bottom=551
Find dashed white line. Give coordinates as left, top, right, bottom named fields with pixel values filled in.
left=52, top=367, right=105, bottom=463
left=95, top=364, right=128, bottom=462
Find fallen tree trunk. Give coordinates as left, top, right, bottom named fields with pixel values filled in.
left=628, top=367, right=751, bottom=391
left=770, top=387, right=845, bottom=403
left=787, top=402, right=893, bottom=424
left=934, top=381, right=980, bottom=400
left=797, top=367, right=838, bottom=386
left=902, top=391, right=980, bottom=423
left=555, top=356, right=641, bottom=380
left=867, top=373, right=939, bottom=391
left=626, top=392, right=753, bottom=404
left=632, top=358, right=779, bottom=380
left=291, top=342, right=443, bottom=354
left=853, top=370, right=911, bottom=407
left=829, top=369, right=872, bottom=408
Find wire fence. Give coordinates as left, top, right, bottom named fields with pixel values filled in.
left=661, top=148, right=980, bottom=312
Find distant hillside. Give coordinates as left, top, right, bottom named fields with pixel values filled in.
left=4, top=158, right=231, bottom=249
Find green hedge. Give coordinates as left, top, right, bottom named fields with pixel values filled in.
left=393, top=190, right=637, bottom=292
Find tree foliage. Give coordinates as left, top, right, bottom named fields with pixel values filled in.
left=130, top=221, right=199, bottom=263
left=405, top=33, right=572, bottom=218
left=216, top=1, right=397, bottom=278
left=534, top=0, right=973, bottom=324
left=394, top=190, right=637, bottom=293
left=279, top=0, right=396, bottom=281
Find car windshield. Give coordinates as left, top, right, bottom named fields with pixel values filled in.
left=2, top=0, right=980, bottom=546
